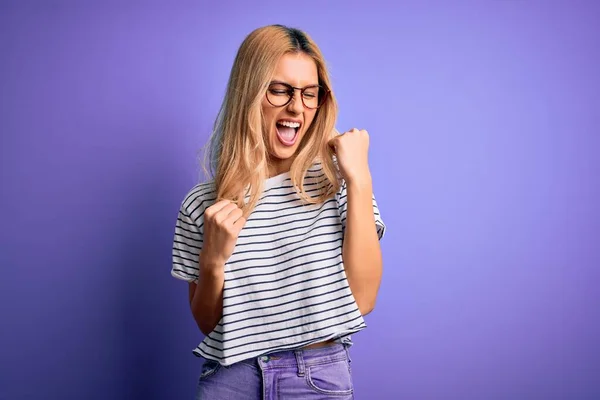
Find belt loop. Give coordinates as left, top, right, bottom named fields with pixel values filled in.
left=344, top=344, right=352, bottom=364
left=294, top=349, right=305, bottom=376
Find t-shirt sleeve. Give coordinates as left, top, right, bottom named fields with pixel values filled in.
left=171, top=199, right=205, bottom=283
left=336, top=180, right=386, bottom=240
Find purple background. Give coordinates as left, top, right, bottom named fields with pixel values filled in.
left=1, top=1, right=599, bottom=399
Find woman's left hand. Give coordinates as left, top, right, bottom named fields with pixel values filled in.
left=329, top=128, right=372, bottom=185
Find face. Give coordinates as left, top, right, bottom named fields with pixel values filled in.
left=262, top=52, right=320, bottom=177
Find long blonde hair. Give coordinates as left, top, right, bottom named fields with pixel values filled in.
left=202, top=24, right=340, bottom=217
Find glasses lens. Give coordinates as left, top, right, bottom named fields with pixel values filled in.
left=302, top=86, right=320, bottom=109
left=267, top=83, right=292, bottom=107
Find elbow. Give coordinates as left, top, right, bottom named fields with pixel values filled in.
left=195, top=315, right=217, bottom=336
left=198, top=323, right=213, bottom=337
left=354, top=280, right=381, bottom=316
left=191, top=306, right=219, bottom=336
left=351, top=282, right=380, bottom=316
left=358, top=298, right=377, bottom=316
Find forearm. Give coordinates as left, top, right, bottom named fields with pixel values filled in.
left=342, top=176, right=383, bottom=315
left=191, top=263, right=225, bottom=335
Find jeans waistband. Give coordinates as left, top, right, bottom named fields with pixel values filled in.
left=239, top=343, right=351, bottom=375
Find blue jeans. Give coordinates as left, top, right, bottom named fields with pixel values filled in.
left=195, top=343, right=355, bottom=399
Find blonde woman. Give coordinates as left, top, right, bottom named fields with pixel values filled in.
left=172, top=24, right=386, bottom=399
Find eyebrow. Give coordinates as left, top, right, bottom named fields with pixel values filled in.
left=269, top=80, right=320, bottom=88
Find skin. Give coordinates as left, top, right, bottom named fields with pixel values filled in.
left=329, top=129, right=383, bottom=315
left=188, top=52, right=383, bottom=337
left=262, top=52, right=319, bottom=177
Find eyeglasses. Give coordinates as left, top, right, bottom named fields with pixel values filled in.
left=266, top=81, right=329, bottom=109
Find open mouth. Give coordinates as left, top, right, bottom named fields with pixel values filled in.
left=276, top=120, right=301, bottom=146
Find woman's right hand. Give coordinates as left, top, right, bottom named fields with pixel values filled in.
left=199, top=200, right=247, bottom=269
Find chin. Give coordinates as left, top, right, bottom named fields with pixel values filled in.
left=270, top=144, right=298, bottom=161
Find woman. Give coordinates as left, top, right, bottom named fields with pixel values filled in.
left=172, top=24, right=386, bottom=399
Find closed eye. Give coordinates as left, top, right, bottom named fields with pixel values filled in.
left=269, top=89, right=289, bottom=95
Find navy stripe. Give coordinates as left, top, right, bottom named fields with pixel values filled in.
left=226, top=239, right=342, bottom=272
left=176, top=217, right=201, bottom=233
left=237, top=215, right=339, bottom=240
left=172, top=267, right=197, bottom=277
left=173, top=249, right=199, bottom=261
left=223, top=268, right=344, bottom=300
left=221, top=284, right=348, bottom=319
left=242, top=201, right=335, bottom=225
left=209, top=300, right=358, bottom=339
left=174, top=229, right=202, bottom=242
left=199, top=314, right=364, bottom=356
left=173, top=239, right=201, bottom=251
left=229, top=230, right=340, bottom=258
left=223, top=277, right=348, bottom=310
left=235, top=222, right=341, bottom=247
left=196, top=323, right=366, bottom=361
left=224, top=259, right=342, bottom=290
left=172, top=260, right=199, bottom=270
left=250, top=196, right=333, bottom=214
left=215, top=291, right=354, bottom=330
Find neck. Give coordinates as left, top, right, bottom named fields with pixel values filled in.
left=267, top=157, right=294, bottom=178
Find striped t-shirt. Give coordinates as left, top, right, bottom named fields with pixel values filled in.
left=171, top=163, right=386, bottom=366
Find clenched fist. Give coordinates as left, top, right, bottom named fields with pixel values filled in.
left=329, top=128, right=371, bottom=185
left=199, top=200, right=246, bottom=269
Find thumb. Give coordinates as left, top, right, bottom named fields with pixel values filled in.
left=329, top=131, right=344, bottom=149
left=328, top=136, right=338, bottom=152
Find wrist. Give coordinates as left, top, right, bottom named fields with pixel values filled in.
left=199, top=254, right=225, bottom=275
left=198, top=265, right=224, bottom=289
left=345, top=172, right=372, bottom=190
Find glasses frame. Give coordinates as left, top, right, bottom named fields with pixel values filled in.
left=266, top=81, right=330, bottom=110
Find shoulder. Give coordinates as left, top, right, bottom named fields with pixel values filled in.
left=303, top=158, right=344, bottom=200
left=179, top=180, right=217, bottom=218
left=305, top=160, right=332, bottom=183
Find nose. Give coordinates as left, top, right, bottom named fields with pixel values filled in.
left=286, top=90, right=305, bottom=114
